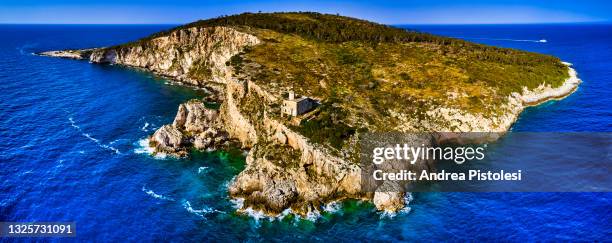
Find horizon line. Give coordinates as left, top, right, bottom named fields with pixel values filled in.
left=1, top=20, right=609, bottom=25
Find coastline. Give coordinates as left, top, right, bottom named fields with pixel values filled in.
left=38, top=49, right=97, bottom=59
left=519, top=62, right=581, bottom=107
left=502, top=61, right=582, bottom=132
left=427, top=62, right=581, bottom=135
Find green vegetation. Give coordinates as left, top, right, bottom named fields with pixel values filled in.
left=253, top=142, right=302, bottom=168
left=293, top=101, right=356, bottom=150
left=139, top=12, right=447, bottom=44
left=187, top=59, right=212, bottom=80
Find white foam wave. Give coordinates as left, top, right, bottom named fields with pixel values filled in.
left=137, top=116, right=163, bottom=130
left=276, top=208, right=294, bottom=221
left=304, top=210, right=321, bottom=222
left=221, top=177, right=236, bottom=191
left=230, top=197, right=244, bottom=209
left=134, top=138, right=154, bottom=154
left=242, top=207, right=268, bottom=225
left=237, top=206, right=322, bottom=224
left=55, top=160, right=64, bottom=168
left=134, top=138, right=168, bottom=159
left=231, top=197, right=343, bottom=223
left=109, top=138, right=127, bottom=145
left=182, top=200, right=219, bottom=218
left=141, top=122, right=150, bottom=131
left=142, top=185, right=175, bottom=201
left=69, top=117, right=121, bottom=154
left=20, top=144, right=32, bottom=149
left=17, top=43, right=38, bottom=55
left=400, top=193, right=414, bottom=214
left=379, top=193, right=413, bottom=219
left=197, top=166, right=209, bottom=174
left=230, top=198, right=274, bottom=225
left=322, top=201, right=342, bottom=213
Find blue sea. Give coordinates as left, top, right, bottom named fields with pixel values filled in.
left=1, top=24, right=610, bottom=241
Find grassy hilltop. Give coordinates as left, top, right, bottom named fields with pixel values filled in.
left=121, top=12, right=569, bottom=150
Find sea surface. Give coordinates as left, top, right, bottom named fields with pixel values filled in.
left=0, top=24, right=610, bottom=241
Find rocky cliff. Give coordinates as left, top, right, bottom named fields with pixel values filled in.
left=41, top=26, right=260, bottom=86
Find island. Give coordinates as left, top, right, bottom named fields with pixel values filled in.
left=39, top=12, right=581, bottom=217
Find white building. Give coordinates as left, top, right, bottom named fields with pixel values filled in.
left=282, top=91, right=315, bottom=116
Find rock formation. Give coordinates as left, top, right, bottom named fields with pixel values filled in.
left=41, top=26, right=260, bottom=86
left=150, top=100, right=229, bottom=156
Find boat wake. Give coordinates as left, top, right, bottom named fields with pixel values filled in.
left=457, top=37, right=547, bottom=43
left=17, top=43, right=39, bottom=55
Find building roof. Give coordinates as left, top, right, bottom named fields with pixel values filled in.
left=285, top=97, right=309, bottom=103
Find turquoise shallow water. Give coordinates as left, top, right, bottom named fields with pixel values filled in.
left=0, top=24, right=610, bottom=241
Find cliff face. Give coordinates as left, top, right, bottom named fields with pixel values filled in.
left=41, top=26, right=260, bottom=86
left=224, top=79, right=371, bottom=214
left=95, top=26, right=259, bottom=85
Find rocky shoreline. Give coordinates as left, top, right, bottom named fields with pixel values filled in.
left=424, top=62, right=580, bottom=135
left=39, top=49, right=97, bottom=59
left=520, top=62, right=581, bottom=106
left=39, top=26, right=581, bottom=217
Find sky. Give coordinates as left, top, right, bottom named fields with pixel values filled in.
left=0, top=0, right=611, bottom=24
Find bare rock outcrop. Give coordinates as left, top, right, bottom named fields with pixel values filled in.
left=38, top=49, right=96, bottom=59
left=150, top=125, right=187, bottom=155
left=373, top=184, right=405, bottom=212
left=228, top=149, right=300, bottom=212
left=173, top=101, right=219, bottom=132
left=150, top=100, right=228, bottom=156
left=88, top=26, right=260, bottom=85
